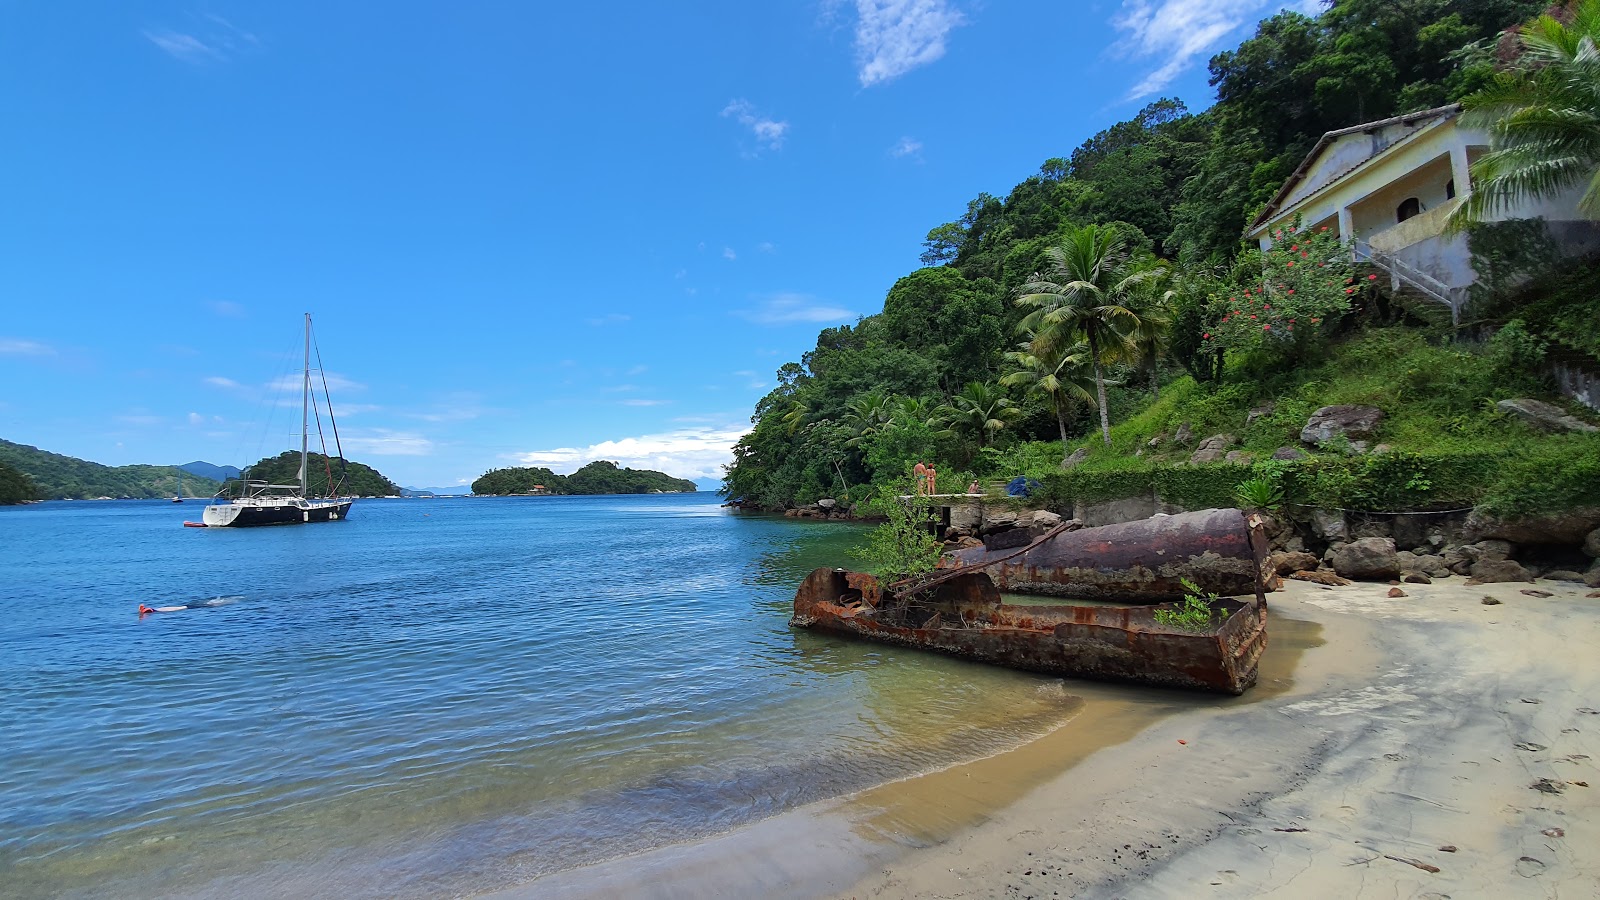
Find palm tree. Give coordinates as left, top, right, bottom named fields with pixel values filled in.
left=939, top=382, right=1021, bottom=452
left=1015, top=224, right=1163, bottom=444
left=1000, top=334, right=1098, bottom=455
left=1450, top=2, right=1600, bottom=227
left=1123, top=284, right=1174, bottom=398
left=779, top=399, right=811, bottom=435
left=841, top=391, right=894, bottom=449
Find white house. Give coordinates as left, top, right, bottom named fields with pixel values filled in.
left=1246, top=104, right=1598, bottom=322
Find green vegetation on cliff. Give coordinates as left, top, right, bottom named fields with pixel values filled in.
left=232, top=451, right=401, bottom=498
left=0, top=460, right=39, bottom=504
left=471, top=461, right=696, bottom=495
left=723, top=0, right=1598, bottom=515
left=0, top=438, right=221, bottom=500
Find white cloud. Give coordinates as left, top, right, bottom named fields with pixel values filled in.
left=757, top=242, right=776, bottom=253
left=734, top=293, right=858, bottom=326
left=621, top=399, right=670, bottom=407
left=266, top=372, right=365, bottom=394
left=1112, top=1, right=1312, bottom=99
left=340, top=429, right=434, bottom=456
left=0, top=338, right=54, bottom=356
left=721, top=99, right=789, bottom=151
left=853, top=0, right=965, bottom=87
left=188, top=412, right=205, bottom=425
left=888, top=136, right=924, bottom=159
left=143, top=29, right=224, bottom=63
left=116, top=414, right=163, bottom=426
left=723, top=246, right=738, bottom=261
left=511, top=424, right=751, bottom=480
left=207, top=299, right=246, bottom=317
left=143, top=14, right=257, bottom=64
left=204, top=376, right=242, bottom=389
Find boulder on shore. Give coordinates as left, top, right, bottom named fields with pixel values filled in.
left=1584, top=526, right=1600, bottom=559
left=1271, top=446, right=1308, bottom=461
left=1269, top=550, right=1320, bottom=575
left=1300, top=405, right=1383, bottom=446
left=1467, top=559, right=1536, bottom=584
left=1332, top=537, right=1401, bottom=581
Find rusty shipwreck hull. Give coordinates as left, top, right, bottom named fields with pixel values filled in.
left=947, top=507, right=1271, bottom=601
left=791, top=567, right=1268, bottom=694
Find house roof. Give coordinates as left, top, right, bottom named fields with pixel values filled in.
left=1246, top=104, right=1462, bottom=235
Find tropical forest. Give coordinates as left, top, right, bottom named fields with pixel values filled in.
left=723, top=0, right=1600, bottom=520
left=472, top=461, right=698, bottom=495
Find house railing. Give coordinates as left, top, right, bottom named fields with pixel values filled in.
left=1352, top=239, right=1466, bottom=325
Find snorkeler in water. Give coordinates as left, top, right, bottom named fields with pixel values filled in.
left=138, top=596, right=243, bottom=615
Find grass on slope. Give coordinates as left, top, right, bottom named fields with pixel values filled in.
left=1015, top=327, right=1600, bottom=516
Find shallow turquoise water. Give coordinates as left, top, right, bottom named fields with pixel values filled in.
left=0, top=494, right=1077, bottom=898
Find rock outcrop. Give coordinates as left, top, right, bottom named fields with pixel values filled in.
left=1188, top=435, right=1234, bottom=465
left=1464, top=508, right=1600, bottom=545
left=1300, top=405, right=1383, bottom=446
left=1496, top=398, right=1599, bottom=433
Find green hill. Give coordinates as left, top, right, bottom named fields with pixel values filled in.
left=0, top=438, right=222, bottom=500
left=233, top=451, right=401, bottom=498
left=0, top=460, right=39, bottom=504
left=471, top=461, right=697, bottom=495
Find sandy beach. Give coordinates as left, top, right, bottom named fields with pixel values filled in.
left=842, top=577, right=1600, bottom=899
left=512, top=577, right=1599, bottom=899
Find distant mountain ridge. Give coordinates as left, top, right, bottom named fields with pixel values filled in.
left=178, top=461, right=242, bottom=483
left=0, top=438, right=222, bottom=500
left=401, top=485, right=474, bottom=497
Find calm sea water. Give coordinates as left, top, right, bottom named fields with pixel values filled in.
left=0, top=494, right=1078, bottom=898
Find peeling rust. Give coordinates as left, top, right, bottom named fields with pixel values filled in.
left=947, top=508, right=1272, bottom=601
left=790, top=509, right=1272, bottom=694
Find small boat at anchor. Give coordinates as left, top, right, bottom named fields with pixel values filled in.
left=200, top=314, right=355, bottom=528
left=790, top=509, right=1272, bottom=694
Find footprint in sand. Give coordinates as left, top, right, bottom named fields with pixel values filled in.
left=1516, top=856, right=1546, bottom=878
left=1515, top=742, right=1548, bottom=751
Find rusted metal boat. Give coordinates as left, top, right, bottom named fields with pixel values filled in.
left=947, top=507, right=1271, bottom=601
left=790, top=509, right=1271, bottom=694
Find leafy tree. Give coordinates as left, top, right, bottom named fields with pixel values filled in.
left=1015, top=224, right=1159, bottom=444
left=565, top=460, right=697, bottom=494
left=850, top=480, right=945, bottom=581
left=1453, top=0, right=1600, bottom=225
left=0, top=438, right=222, bottom=500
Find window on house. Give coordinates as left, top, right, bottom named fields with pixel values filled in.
left=1397, top=197, right=1421, bottom=222
left=1446, top=179, right=1456, bottom=200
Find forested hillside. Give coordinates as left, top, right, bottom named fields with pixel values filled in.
left=0, top=438, right=222, bottom=500
left=472, top=461, right=697, bottom=495
left=235, top=451, right=402, bottom=498
left=0, top=460, right=38, bottom=504
left=725, top=0, right=1598, bottom=511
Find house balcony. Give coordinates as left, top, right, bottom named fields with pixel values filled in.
left=1367, top=194, right=1466, bottom=254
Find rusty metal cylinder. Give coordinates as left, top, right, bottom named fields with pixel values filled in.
left=947, top=507, right=1268, bottom=601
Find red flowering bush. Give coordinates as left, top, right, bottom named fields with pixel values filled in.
left=1201, top=224, right=1354, bottom=363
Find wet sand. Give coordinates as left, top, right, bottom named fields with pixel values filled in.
left=495, top=578, right=1599, bottom=898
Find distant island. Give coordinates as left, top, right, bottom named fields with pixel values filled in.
left=229, top=451, right=402, bottom=498
left=178, top=460, right=242, bottom=483
left=472, top=460, right=697, bottom=495
left=0, top=438, right=222, bottom=501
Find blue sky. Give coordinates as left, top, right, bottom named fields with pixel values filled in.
left=0, top=1, right=1314, bottom=488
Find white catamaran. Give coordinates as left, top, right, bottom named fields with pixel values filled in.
left=201, top=314, right=355, bottom=527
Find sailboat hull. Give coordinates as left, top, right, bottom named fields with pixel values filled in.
left=202, top=500, right=353, bottom=527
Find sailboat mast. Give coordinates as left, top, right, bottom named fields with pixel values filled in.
left=301, top=313, right=311, bottom=497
